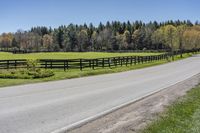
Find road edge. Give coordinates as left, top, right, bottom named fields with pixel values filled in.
left=52, top=72, right=200, bottom=133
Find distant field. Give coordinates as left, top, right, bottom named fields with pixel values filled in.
left=0, top=52, right=162, bottom=60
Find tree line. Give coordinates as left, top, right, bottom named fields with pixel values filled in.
left=0, top=20, right=200, bottom=52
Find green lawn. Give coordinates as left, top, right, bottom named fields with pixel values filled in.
left=0, top=52, right=162, bottom=60
left=0, top=53, right=192, bottom=88
left=142, top=85, right=200, bottom=133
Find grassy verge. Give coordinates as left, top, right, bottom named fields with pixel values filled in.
left=142, top=85, right=200, bottom=133
left=0, top=53, right=192, bottom=88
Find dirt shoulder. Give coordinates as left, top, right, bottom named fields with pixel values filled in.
left=68, top=73, right=200, bottom=133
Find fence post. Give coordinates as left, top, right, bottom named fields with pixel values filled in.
left=96, top=59, right=98, bottom=67
left=89, top=60, right=91, bottom=68
left=66, top=60, right=69, bottom=70
left=92, top=59, right=95, bottom=70
left=117, top=57, right=119, bottom=66
left=134, top=57, right=136, bottom=65
left=26, top=60, right=29, bottom=69
left=45, top=61, right=47, bottom=69
left=7, top=60, right=9, bottom=70
left=115, top=57, right=117, bottom=67
left=64, top=61, right=66, bottom=71
left=142, top=57, right=144, bottom=64
left=108, top=58, right=111, bottom=68
left=114, top=57, right=116, bottom=67
left=51, top=61, right=52, bottom=69
left=131, top=56, right=133, bottom=65
left=15, top=60, right=17, bottom=69
left=138, top=57, right=140, bottom=64
left=126, top=57, right=128, bottom=66
left=102, top=58, right=105, bottom=68
left=80, top=59, right=83, bottom=70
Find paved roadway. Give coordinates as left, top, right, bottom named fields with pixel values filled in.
left=0, top=56, right=200, bottom=133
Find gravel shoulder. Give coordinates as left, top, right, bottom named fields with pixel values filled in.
left=69, top=73, right=200, bottom=133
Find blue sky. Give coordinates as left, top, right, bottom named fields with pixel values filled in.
left=0, top=0, right=199, bottom=33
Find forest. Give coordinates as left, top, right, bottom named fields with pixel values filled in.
left=0, top=20, right=200, bottom=52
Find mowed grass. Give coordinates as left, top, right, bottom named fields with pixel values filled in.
left=142, top=85, right=200, bottom=133
left=0, top=52, right=162, bottom=60
left=0, top=53, right=192, bottom=88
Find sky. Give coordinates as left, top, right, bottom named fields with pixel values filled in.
left=0, top=0, right=200, bottom=33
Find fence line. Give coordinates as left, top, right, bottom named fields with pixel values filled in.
left=0, top=49, right=199, bottom=71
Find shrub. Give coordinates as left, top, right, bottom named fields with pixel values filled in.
left=27, top=59, right=38, bottom=71
left=0, top=68, right=54, bottom=79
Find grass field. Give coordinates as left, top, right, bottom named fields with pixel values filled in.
left=142, top=85, right=200, bottom=133
left=0, top=53, right=192, bottom=88
left=0, top=52, right=162, bottom=60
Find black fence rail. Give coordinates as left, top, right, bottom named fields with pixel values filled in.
left=40, top=54, right=169, bottom=71
left=0, top=54, right=168, bottom=71
left=0, top=59, right=27, bottom=69
left=0, top=49, right=199, bottom=71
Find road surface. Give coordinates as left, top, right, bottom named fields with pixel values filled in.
left=0, top=56, right=200, bottom=133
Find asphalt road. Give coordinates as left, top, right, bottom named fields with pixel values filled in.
left=0, top=56, right=200, bottom=133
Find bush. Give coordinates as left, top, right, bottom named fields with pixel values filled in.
left=27, top=59, right=38, bottom=71
left=0, top=68, right=54, bottom=79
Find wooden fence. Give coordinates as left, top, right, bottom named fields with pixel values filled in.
left=39, top=54, right=169, bottom=71
left=0, top=49, right=199, bottom=71
left=0, top=54, right=168, bottom=71
left=0, top=59, right=27, bottom=69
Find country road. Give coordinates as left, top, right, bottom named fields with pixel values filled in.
left=0, top=56, right=200, bottom=133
